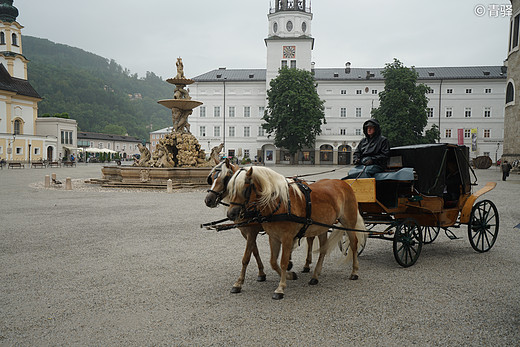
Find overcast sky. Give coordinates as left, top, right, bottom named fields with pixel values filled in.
left=18, top=0, right=511, bottom=79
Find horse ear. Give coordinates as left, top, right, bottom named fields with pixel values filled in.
left=225, top=157, right=231, bottom=168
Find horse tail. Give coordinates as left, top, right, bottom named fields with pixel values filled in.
left=346, top=211, right=367, bottom=262
left=326, top=211, right=366, bottom=262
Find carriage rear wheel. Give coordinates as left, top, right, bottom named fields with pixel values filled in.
left=393, top=218, right=423, bottom=267
left=422, top=226, right=440, bottom=244
left=468, top=200, right=499, bottom=253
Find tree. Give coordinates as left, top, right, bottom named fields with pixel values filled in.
left=263, top=67, right=325, bottom=163
left=371, top=59, right=440, bottom=147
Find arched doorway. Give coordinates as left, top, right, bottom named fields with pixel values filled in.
left=320, top=144, right=333, bottom=164
left=46, top=146, right=54, bottom=161
left=338, top=144, right=352, bottom=165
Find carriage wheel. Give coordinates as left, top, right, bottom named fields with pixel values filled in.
left=422, top=226, right=440, bottom=244
left=393, top=218, right=423, bottom=267
left=468, top=200, right=499, bottom=253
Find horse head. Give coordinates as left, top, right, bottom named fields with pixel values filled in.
left=226, top=167, right=256, bottom=221
left=205, top=158, right=238, bottom=208
left=226, top=166, right=289, bottom=221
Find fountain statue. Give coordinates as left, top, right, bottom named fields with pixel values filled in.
left=133, top=57, right=220, bottom=168
left=97, top=58, right=223, bottom=188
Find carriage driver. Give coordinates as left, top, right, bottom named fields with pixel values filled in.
left=344, top=118, right=390, bottom=179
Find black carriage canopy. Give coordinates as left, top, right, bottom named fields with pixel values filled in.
left=389, top=143, right=472, bottom=197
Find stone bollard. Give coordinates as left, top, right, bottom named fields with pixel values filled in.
left=44, top=175, right=50, bottom=188
left=65, top=177, right=72, bottom=190
left=167, top=179, right=173, bottom=193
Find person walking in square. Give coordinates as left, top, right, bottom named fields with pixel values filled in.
left=501, top=160, right=512, bottom=181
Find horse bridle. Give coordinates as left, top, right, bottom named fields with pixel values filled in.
left=207, top=166, right=233, bottom=206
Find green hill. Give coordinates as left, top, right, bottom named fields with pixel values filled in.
left=23, top=35, right=174, bottom=140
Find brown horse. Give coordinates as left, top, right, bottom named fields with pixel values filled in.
left=226, top=166, right=366, bottom=300
left=205, top=159, right=316, bottom=293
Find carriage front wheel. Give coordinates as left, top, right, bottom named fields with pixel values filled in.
left=393, top=218, right=423, bottom=267
left=468, top=200, right=499, bottom=253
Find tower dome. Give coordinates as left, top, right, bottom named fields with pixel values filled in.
left=0, top=0, right=18, bottom=22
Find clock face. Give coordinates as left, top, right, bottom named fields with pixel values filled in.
left=273, top=22, right=278, bottom=33
left=302, top=22, right=307, bottom=33
left=286, top=20, right=293, bottom=32
left=283, top=46, right=296, bottom=59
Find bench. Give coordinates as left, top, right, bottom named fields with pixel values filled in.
left=49, top=161, right=61, bottom=168
left=31, top=162, right=46, bottom=168
left=8, top=162, right=24, bottom=169
left=63, top=161, right=76, bottom=167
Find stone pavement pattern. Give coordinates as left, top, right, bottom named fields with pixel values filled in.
left=1, top=164, right=519, bottom=346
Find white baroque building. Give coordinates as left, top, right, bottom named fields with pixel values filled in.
left=189, top=1, right=506, bottom=165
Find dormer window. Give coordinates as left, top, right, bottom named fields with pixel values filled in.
left=11, top=33, right=17, bottom=46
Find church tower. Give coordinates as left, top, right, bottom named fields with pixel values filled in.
left=265, top=0, right=314, bottom=88
left=0, top=0, right=27, bottom=79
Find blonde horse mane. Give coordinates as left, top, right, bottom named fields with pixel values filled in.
left=228, top=166, right=303, bottom=211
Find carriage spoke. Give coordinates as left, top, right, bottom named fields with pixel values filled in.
left=468, top=200, right=499, bottom=253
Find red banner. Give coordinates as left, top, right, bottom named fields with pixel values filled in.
left=457, top=129, right=464, bottom=145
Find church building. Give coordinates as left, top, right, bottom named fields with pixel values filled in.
left=190, top=0, right=506, bottom=165
left=0, top=0, right=68, bottom=163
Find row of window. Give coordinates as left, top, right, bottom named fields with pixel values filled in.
left=0, top=32, right=18, bottom=46
left=426, top=107, right=494, bottom=118
left=444, top=129, right=494, bottom=138
left=198, top=125, right=265, bottom=138
left=333, top=87, right=493, bottom=95
left=0, top=146, right=40, bottom=155
left=60, top=131, right=74, bottom=145
left=199, top=106, right=265, bottom=118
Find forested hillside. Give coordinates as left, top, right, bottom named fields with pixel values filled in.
left=23, top=35, right=173, bottom=140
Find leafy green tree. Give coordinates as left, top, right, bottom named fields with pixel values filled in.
left=263, top=67, right=325, bottom=163
left=371, top=59, right=440, bottom=147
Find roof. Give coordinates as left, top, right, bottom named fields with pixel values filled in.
left=193, top=66, right=506, bottom=82
left=77, top=131, right=141, bottom=143
left=0, top=63, right=41, bottom=99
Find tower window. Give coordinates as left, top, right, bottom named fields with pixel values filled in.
left=11, top=33, right=17, bottom=46
left=0, top=32, right=5, bottom=45
left=281, top=60, right=288, bottom=68
left=290, top=60, right=296, bottom=69
left=13, top=119, right=22, bottom=135
left=506, top=82, right=514, bottom=103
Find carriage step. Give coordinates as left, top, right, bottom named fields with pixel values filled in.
left=444, top=228, right=460, bottom=240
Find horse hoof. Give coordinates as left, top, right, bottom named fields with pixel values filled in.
left=289, top=271, right=298, bottom=280
left=309, top=278, right=319, bottom=285
left=302, top=267, right=310, bottom=273
left=230, top=287, right=241, bottom=293
left=349, top=274, right=359, bottom=280
left=272, top=293, right=284, bottom=300
left=257, top=275, right=266, bottom=282
left=287, top=261, right=293, bottom=271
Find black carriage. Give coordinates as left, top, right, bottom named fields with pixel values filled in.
left=345, top=143, right=499, bottom=267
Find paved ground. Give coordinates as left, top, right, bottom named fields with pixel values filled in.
left=1, top=163, right=519, bottom=346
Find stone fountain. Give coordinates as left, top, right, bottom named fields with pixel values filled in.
left=99, top=58, right=222, bottom=189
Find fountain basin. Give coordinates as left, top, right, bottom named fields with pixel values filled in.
left=101, top=166, right=211, bottom=188
left=157, top=99, right=203, bottom=111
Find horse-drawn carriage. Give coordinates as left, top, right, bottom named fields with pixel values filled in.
left=345, top=143, right=498, bottom=267
left=203, top=143, right=499, bottom=299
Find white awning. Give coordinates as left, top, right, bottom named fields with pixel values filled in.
left=85, top=148, right=117, bottom=153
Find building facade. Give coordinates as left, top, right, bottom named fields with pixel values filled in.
left=503, top=0, right=520, bottom=162
left=77, top=132, right=141, bottom=159
left=189, top=1, right=507, bottom=165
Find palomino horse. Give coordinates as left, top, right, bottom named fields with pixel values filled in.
left=204, top=159, right=316, bottom=293
left=226, top=166, right=367, bottom=300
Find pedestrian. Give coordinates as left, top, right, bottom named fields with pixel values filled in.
left=501, top=160, right=512, bottom=181
left=344, top=118, right=390, bottom=178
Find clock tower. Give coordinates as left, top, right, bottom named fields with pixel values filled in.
left=265, top=0, right=314, bottom=88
